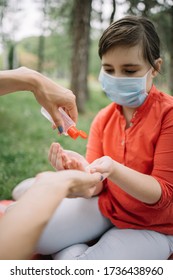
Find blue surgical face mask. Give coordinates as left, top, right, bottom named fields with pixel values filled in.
left=99, top=69, right=150, bottom=108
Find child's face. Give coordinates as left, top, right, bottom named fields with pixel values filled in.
left=101, top=44, right=153, bottom=92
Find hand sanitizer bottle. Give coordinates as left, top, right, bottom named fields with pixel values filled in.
left=41, top=107, right=87, bottom=140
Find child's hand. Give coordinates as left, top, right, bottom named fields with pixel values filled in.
left=61, top=152, right=85, bottom=171
left=48, top=143, right=88, bottom=171
left=87, top=156, right=114, bottom=179
left=48, top=142, right=64, bottom=170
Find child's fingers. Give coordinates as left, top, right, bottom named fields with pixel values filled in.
left=63, top=158, right=85, bottom=171
left=49, top=143, right=64, bottom=170
left=48, top=144, right=57, bottom=167
left=62, top=157, right=77, bottom=170
left=64, top=159, right=73, bottom=169
left=76, top=161, right=85, bottom=171
left=62, top=153, right=73, bottom=170
left=48, top=143, right=60, bottom=163
left=55, top=149, right=64, bottom=170
left=50, top=145, right=61, bottom=167
left=62, top=152, right=70, bottom=166
left=70, top=158, right=78, bottom=169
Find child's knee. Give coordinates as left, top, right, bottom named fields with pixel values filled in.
left=52, top=244, right=89, bottom=260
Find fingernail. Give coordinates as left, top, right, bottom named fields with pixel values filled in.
left=100, top=175, right=104, bottom=181
left=58, top=126, right=63, bottom=134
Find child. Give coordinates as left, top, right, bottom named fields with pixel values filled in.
left=14, top=15, right=173, bottom=259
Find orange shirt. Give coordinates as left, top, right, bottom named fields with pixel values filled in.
left=86, top=85, right=173, bottom=235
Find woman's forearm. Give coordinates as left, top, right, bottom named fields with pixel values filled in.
left=0, top=170, right=102, bottom=259
left=0, top=67, right=38, bottom=95
left=0, top=68, right=35, bottom=95
left=0, top=181, right=68, bottom=260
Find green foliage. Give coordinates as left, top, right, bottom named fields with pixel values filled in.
left=16, top=33, right=101, bottom=78
left=0, top=80, right=110, bottom=199
left=17, top=33, right=72, bottom=76
left=44, top=34, right=72, bottom=77
left=18, top=36, right=39, bottom=56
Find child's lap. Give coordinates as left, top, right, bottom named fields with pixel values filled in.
left=54, top=227, right=173, bottom=260
left=36, top=196, right=112, bottom=255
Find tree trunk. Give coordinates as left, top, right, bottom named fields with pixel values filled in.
left=70, top=0, right=92, bottom=112
left=37, top=0, right=48, bottom=73
left=37, top=34, right=45, bottom=73
left=8, top=42, right=18, bottom=69
left=110, top=0, right=116, bottom=24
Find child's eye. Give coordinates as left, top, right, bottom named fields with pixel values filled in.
left=104, top=69, right=114, bottom=74
left=125, top=70, right=137, bottom=74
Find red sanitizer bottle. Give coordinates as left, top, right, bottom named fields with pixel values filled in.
left=41, top=107, right=87, bottom=140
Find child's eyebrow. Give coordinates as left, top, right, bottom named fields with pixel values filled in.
left=102, top=63, right=112, bottom=67
left=123, top=64, right=141, bottom=67
left=102, top=63, right=141, bottom=67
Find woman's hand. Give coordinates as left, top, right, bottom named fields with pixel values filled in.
left=34, top=169, right=102, bottom=198
left=30, top=68, right=78, bottom=129
left=0, top=67, right=78, bottom=132
left=48, top=142, right=88, bottom=171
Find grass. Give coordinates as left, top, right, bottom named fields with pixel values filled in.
left=0, top=80, right=110, bottom=199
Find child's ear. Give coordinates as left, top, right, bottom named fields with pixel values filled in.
left=151, top=58, right=162, bottom=77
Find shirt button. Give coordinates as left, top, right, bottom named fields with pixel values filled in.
left=129, top=122, right=133, bottom=127
left=121, top=140, right=125, bottom=145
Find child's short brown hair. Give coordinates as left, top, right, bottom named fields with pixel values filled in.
left=98, top=16, right=160, bottom=71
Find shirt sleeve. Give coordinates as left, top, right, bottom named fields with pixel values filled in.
left=151, top=108, right=173, bottom=209
left=86, top=112, right=104, bottom=163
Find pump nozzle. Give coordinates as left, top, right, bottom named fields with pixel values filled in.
left=41, top=107, right=88, bottom=140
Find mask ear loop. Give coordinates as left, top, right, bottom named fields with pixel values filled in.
left=143, top=68, right=152, bottom=96
left=145, top=68, right=152, bottom=77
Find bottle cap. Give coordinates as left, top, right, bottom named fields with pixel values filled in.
left=79, top=130, right=88, bottom=139
left=67, top=126, right=88, bottom=140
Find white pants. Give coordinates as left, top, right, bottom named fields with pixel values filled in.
left=36, top=196, right=173, bottom=260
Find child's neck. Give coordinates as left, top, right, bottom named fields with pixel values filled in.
left=122, top=106, right=137, bottom=129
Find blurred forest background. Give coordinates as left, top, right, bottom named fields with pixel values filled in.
left=0, top=0, right=173, bottom=198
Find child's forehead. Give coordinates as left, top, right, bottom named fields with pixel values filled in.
left=102, top=44, right=146, bottom=65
